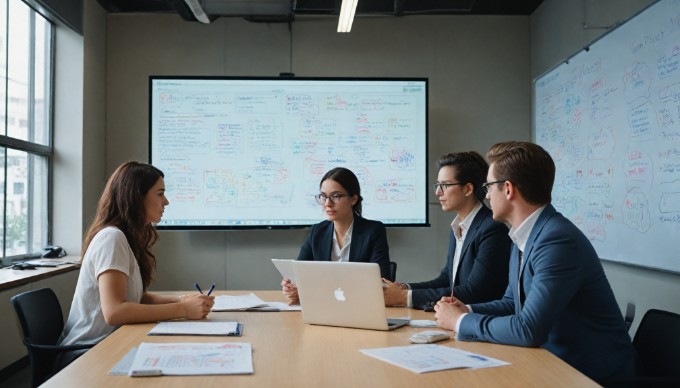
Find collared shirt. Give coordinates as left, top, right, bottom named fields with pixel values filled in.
left=331, top=220, right=354, bottom=262
left=509, top=205, right=546, bottom=257
left=450, top=202, right=483, bottom=290
left=454, top=205, right=548, bottom=336
left=407, top=202, right=483, bottom=308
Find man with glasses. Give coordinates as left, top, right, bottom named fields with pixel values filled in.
left=383, top=152, right=511, bottom=309
left=434, top=141, right=637, bottom=381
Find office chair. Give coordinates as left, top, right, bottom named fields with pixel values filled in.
left=633, top=309, right=680, bottom=384
left=11, top=288, right=95, bottom=387
left=388, top=261, right=397, bottom=282
left=602, top=308, right=680, bottom=388
left=624, top=302, right=635, bottom=331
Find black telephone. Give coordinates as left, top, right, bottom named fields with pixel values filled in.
left=42, top=246, right=67, bottom=258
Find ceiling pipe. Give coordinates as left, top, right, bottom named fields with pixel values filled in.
left=183, top=0, right=211, bottom=23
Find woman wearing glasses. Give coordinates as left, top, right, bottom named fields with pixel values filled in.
left=281, top=167, right=390, bottom=305
left=383, top=152, right=511, bottom=309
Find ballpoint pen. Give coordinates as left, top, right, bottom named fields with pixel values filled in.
left=194, top=283, right=203, bottom=294
left=206, top=283, right=216, bottom=296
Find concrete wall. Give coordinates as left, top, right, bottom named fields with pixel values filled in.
left=63, top=1, right=680, bottom=336
left=52, top=0, right=107, bottom=254
left=102, top=13, right=530, bottom=291
left=52, top=21, right=84, bottom=253
left=81, top=0, right=108, bottom=234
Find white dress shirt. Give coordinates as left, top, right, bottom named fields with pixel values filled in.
left=331, top=220, right=354, bottom=262
left=407, top=202, right=483, bottom=307
left=453, top=205, right=547, bottom=336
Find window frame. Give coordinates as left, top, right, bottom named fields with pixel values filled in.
left=0, top=0, right=54, bottom=263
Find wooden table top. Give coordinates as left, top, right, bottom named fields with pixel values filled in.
left=43, top=290, right=597, bottom=388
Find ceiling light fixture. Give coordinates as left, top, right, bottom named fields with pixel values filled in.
left=337, top=0, right=359, bottom=33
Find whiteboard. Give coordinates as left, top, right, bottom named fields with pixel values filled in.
left=149, top=77, right=428, bottom=229
left=534, top=0, right=680, bottom=273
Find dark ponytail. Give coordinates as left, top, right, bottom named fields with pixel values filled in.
left=320, top=167, right=363, bottom=216
left=436, top=151, right=489, bottom=203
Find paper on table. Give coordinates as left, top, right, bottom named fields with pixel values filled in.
left=360, top=344, right=510, bottom=374
left=128, top=342, right=253, bottom=376
left=212, top=293, right=301, bottom=311
left=25, top=259, right=69, bottom=267
left=212, top=293, right=268, bottom=311
left=109, top=347, right=137, bottom=375
left=148, top=321, right=239, bottom=336
left=247, top=301, right=301, bottom=311
left=271, top=258, right=296, bottom=283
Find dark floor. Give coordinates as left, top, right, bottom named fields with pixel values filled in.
left=0, top=366, right=30, bottom=388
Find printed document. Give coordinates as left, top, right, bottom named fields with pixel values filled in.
left=212, top=293, right=301, bottom=311
left=128, top=342, right=253, bottom=376
left=25, top=259, right=70, bottom=267
left=360, top=344, right=509, bottom=374
left=148, top=321, right=239, bottom=336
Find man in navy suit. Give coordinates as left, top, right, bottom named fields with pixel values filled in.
left=434, top=141, right=637, bottom=381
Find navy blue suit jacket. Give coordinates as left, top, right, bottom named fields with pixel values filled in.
left=458, top=205, right=637, bottom=380
left=297, top=216, right=390, bottom=279
left=408, top=205, right=511, bottom=309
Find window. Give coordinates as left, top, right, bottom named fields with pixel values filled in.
left=0, top=0, right=52, bottom=259
left=13, top=181, right=24, bottom=195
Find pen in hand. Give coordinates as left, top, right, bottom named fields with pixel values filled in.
left=190, top=283, right=214, bottom=320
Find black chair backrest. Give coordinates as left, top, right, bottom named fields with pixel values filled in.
left=388, top=261, right=397, bottom=282
left=11, top=287, right=65, bottom=346
left=624, top=302, right=635, bottom=331
left=11, top=288, right=65, bottom=387
left=633, top=309, right=680, bottom=378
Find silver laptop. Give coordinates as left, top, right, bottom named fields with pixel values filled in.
left=292, top=261, right=409, bottom=331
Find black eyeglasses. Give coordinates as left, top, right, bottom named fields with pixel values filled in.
left=315, top=193, right=347, bottom=205
left=481, top=180, right=506, bottom=194
left=432, top=182, right=465, bottom=193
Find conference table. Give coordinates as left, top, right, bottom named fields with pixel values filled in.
left=44, top=291, right=598, bottom=387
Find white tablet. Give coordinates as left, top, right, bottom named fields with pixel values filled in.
left=271, top=258, right=296, bottom=284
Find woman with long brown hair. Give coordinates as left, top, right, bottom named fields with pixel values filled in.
left=59, top=161, right=213, bottom=350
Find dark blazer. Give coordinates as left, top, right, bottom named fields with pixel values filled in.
left=458, top=205, right=637, bottom=380
left=297, top=215, right=390, bottom=279
left=408, top=204, right=511, bottom=309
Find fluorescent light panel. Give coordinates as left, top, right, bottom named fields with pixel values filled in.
left=337, top=0, right=358, bottom=33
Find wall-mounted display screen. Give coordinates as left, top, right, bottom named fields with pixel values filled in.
left=150, top=76, right=429, bottom=230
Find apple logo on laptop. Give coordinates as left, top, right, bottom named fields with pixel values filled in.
left=334, top=287, right=346, bottom=302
